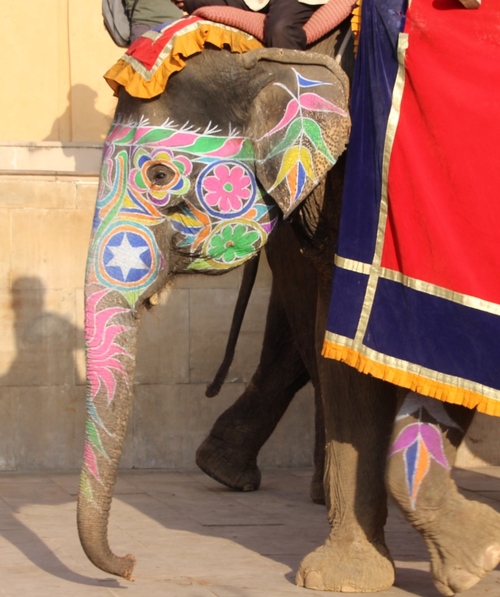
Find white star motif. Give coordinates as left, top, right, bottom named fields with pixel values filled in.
left=106, top=233, right=150, bottom=281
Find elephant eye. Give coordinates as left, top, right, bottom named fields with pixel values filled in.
left=146, top=163, right=176, bottom=189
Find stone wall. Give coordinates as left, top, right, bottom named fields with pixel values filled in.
left=0, top=174, right=498, bottom=472
left=0, top=174, right=315, bottom=472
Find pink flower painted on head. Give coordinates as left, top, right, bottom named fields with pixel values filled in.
left=203, top=164, right=252, bottom=213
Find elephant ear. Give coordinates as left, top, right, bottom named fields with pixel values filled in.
left=247, top=53, right=351, bottom=218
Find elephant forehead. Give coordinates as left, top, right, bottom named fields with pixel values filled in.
left=104, top=122, right=255, bottom=161
left=95, top=123, right=261, bottom=221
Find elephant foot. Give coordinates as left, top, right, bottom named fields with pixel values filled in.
left=195, top=434, right=261, bottom=492
left=419, top=494, right=500, bottom=596
left=296, top=534, right=395, bottom=592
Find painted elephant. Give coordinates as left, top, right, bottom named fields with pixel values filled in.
left=77, top=20, right=500, bottom=597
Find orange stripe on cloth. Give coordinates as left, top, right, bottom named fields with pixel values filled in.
left=322, top=340, right=500, bottom=417
left=104, top=20, right=263, bottom=99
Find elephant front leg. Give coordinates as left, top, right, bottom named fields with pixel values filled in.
left=386, top=392, right=500, bottom=596
left=297, top=360, right=398, bottom=592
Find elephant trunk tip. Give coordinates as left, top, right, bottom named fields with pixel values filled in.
left=95, top=552, right=137, bottom=581
left=121, top=554, right=137, bottom=581
left=78, top=525, right=137, bottom=580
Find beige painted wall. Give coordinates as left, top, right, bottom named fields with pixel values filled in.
left=0, top=0, right=497, bottom=472
left=2, top=0, right=120, bottom=143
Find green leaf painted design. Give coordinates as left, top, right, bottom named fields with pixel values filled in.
left=133, top=170, right=148, bottom=190
left=135, top=128, right=177, bottom=145
left=86, top=420, right=107, bottom=457
left=80, top=473, right=93, bottom=503
left=302, top=118, right=335, bottom=163
left=186, top=136, right=230, bottom=154
left=122, top=288, right=144, bottom=307
left=266, top=119, right=303, bottom=160
left=234, top=139, right=257, bottom=161
left=109, top=126, right=137, bottom=145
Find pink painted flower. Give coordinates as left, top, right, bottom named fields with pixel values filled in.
left=203, top=164, right=252, bottom=213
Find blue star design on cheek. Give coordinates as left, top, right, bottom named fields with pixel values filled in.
left=103, top=231, right=152, bottom=284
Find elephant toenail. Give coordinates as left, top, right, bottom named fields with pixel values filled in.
left=241, top=483, right=257, bottom=491
left=483, top=544, right=500, bottom=571
left=303, top=570, right=325, bottom=590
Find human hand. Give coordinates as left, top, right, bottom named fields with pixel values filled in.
left=171, top=0, right=185, bottom=9
left=457, top=0, right=481, bottom=7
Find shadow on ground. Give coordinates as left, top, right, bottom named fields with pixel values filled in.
left=0, top=467, right=499, bottom=596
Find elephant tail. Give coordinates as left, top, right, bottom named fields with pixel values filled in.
left=205, top=253, right=260, bottom=397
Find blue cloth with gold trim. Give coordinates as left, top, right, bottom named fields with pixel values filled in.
left=323, top=0, right=500, bottom=416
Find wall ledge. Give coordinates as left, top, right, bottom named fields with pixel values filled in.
left=0, top=142, right=104, bottom=176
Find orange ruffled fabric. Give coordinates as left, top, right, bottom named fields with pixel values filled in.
left=104, top=17, right=263, bottom=99
left=322, top=342, right=500, bottom=417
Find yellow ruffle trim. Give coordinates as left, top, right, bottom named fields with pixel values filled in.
left=322, top=340, right=500, bottom=417
left=104, top=22, right=263, bottom=99
left=351, top=0, right=362, bottom=54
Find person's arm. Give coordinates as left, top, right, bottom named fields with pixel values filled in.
left=172, top=0, right=221, bottom=14
left=458, top=0, right=480, bottom=7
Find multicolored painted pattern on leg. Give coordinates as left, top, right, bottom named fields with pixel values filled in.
left=389, top=393, right=462, bottom=509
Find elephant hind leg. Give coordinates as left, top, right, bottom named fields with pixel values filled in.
left=196, top=280, right=312, bottom=493
left=196, top=429, right=262, bottom=492
left=386, top=393, right=500, bottom=596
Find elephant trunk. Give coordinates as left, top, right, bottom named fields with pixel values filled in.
left=77, top=286, right=141, bottom=580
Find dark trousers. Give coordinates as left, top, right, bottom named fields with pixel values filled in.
left=183, top=0, right=319, bottom=49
